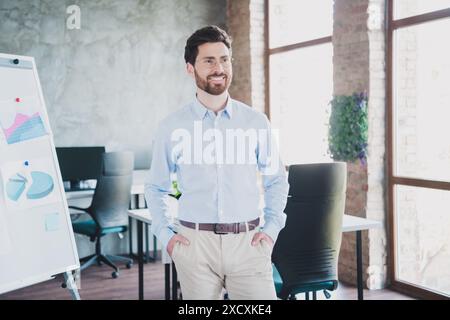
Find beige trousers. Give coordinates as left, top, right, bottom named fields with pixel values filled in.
left=171, top=224, right=277, bottom=300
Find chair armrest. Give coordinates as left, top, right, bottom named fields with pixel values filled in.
left=68, top=206, right=90, bottom=223
left=68, top=205, right=89, bottom=213
left=70, top=213, right=83, bottom=222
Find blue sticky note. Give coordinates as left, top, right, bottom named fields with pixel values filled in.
left=45, top=213, right=60, bottom=232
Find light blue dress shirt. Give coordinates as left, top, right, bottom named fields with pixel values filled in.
left=144, top=96, right=289, bottom=248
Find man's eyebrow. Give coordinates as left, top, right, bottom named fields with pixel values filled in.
left=200, top=55, right=230, bottom=60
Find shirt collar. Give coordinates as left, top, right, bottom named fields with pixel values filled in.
left=192, top=95, right=233, bottom=120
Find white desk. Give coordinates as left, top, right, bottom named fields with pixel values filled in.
left=128, top=209, right=152, bottom=300
left=128, top=205, right=382, bottom=301
left=342, top=214, right=381, bottom=232
left=65, top=170, right=147, bottom=200
left=342, top=214, right=382, bottom=300
left=65, top=189, right=95, bottom=201
left=128, top=197, right=178, bottom=300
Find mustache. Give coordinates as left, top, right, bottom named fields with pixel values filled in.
left=207, top=73, right=227, bottom=79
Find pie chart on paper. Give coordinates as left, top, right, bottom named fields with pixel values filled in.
left=5, top=173, right=27, bottom=201
left=5, top=171, right=54, bottom=201
left=26, top=171, right=54, bottom=199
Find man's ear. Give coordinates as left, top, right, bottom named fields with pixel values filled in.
left=186, top=63, right=195, bottom=78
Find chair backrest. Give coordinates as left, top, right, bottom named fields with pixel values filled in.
left=272, top=162, right=347, bottom=298
left=89, top=151, right=134, bottom=229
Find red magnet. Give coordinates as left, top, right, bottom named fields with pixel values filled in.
left=15, top=97, right=21, bottom=102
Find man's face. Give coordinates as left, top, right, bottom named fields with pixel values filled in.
left=188, top=42, right=233, bottom=95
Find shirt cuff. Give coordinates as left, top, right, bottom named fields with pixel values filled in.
left=158, top=227, right=176, bottom=248
left=261, top=222, right=281, bottom=244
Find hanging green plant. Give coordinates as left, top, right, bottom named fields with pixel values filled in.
left=328, top=92, right=368, bottom=163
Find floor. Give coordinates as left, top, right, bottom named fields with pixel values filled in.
left=0, top=257, right=414, bottom=300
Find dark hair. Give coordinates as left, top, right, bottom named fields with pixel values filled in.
left=184, top=25, right=232, bottom=65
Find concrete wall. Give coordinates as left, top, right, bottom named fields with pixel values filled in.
left=0, top=0, right=227, bottom=258
left=0, top=0, right=227, bottom=163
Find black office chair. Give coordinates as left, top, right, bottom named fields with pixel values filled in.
left=272, top=162, right=347, bottom=300
left=70, top=151, right=134, bottom=278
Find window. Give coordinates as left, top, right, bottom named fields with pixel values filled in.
left=395, top=186, right=450, bottom=295
left=269, top=0, right=333, bottom=47
left=267, top=0, right=333, bottom=165
left=394, top=0, right=450, bottom=19
left=388, top=0, right=450, bottom=298
left=394, top=19, right=450, bottom=182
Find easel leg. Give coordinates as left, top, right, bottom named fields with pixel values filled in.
left=64, top=271, right=81, bottom=300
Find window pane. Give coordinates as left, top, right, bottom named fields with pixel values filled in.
left=270, top=43, right=333, bottom=165
left=394, top=0, right=450, bottom=20
left=395, top=185, right=450, bottom=297
left=393, top=19, right=450, bottom=182
left=269, top=0, right=333, bottom=48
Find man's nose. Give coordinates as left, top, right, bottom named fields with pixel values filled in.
left=212, top=61, right=225, bottom=73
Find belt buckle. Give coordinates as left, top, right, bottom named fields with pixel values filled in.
left=214, top=224, right=228, bottom=235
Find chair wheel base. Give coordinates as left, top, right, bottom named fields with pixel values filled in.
left=112, top=271, right=119, bottom=278
left=126, top=262, right=133, bottom=269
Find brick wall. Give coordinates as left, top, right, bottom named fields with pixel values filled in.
left=227, top=0, right=252, bottom=106
left=366, top=0, right=388, bottom=290
left=333, top=0, right=387, bottom=289
left=227, top=0, right=265, bottom=114
left=249, top=0, right=266, bottom=114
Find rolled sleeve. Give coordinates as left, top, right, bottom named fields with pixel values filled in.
left=257, top=114, right=289, bottom=242
left=144, top=124, right=176, bottom=248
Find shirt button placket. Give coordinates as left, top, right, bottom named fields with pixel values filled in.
left=215, top=116, right=223, bottom=221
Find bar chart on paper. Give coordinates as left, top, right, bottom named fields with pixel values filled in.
left=0, top=96, right=47, bottom=145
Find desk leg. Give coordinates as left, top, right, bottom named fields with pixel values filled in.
left=128, top=194, right=139, bottom=258
left=356, top=230, right=363, bottom=300
left=165, top=263, right=170, bottom=300
left=135, top=194, right=139, bottom=208
left=128, top=217, right=133, bottom=258
left=143, top=197, right=151, bottom=263
left=153, top=235, right=158, bottom=260
left=172, top=262, right=178, bottom=300
left=145, top=223, right=150, bottom=263
left=137, top=220, right=144, bottom=300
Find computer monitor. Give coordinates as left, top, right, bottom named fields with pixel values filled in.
left=55, top=146, right=105, bottom=190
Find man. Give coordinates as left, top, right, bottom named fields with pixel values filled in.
left=145, top=25, right=289, bottom=300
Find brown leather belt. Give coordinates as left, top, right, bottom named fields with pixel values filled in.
left=179, top=217, right=260, bottom=234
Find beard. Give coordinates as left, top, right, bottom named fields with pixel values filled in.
left=194, top=69, right=231, bottom=96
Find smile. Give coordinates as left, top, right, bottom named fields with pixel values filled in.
left=208, top=76, right=226, bottom=82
